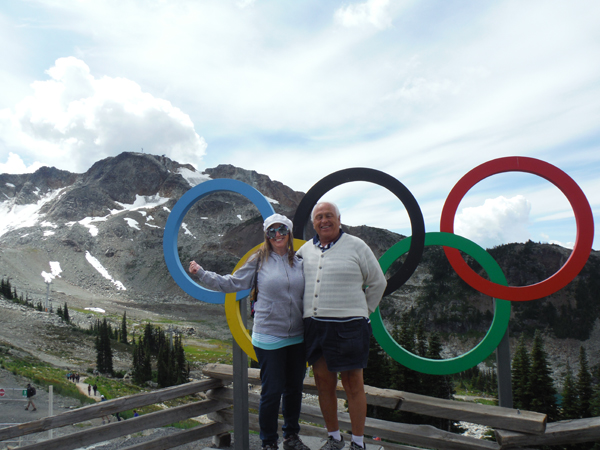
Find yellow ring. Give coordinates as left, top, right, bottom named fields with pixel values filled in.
left=225, top=238, right=306, bottom=361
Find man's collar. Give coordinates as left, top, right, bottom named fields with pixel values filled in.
left=313, top=229, right=344, bottom=251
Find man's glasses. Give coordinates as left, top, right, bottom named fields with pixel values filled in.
left=266, top=225, right=290, bottom=239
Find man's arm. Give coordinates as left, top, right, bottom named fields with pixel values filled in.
left=360, top=244, right=387, bottom=315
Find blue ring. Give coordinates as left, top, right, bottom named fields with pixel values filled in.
left=163, top=179, right=276, bottom=304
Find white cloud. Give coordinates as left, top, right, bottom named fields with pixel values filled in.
left=0, top=57, right=207, bottom=173
left=0, top=152, right=43, bottom=174
left=334, top=0, right=393, bottom=29
left=540, top=233, right=574, bottom=250
left=454, top=195, right=532, bottom=249
left=1, top=1, right=599, bottom=249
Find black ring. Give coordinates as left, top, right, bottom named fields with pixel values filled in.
left=292, top=168, right=425, bottom=297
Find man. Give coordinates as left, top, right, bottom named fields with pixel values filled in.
left=25, top=383, right=37, bottom=411
left=297, top=202, right=386, bottom=450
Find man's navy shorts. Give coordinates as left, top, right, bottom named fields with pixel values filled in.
left=304, top=317, right=371, bottom=372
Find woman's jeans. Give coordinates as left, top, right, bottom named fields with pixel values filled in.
left=254, top=342, right=307, bottom=445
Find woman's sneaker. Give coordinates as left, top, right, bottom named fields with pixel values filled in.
left=320, top=436, right=345, bottom=450
left=283, top=434, right=310, bottom=450
left=350, top=442, right=365, bottom=450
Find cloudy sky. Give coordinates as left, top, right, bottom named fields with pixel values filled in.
left=1, top=0, right=599, bottom=251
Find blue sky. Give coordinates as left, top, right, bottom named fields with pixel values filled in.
left=1, top=0, right=599, bottom=251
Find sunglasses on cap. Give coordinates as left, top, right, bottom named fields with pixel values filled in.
left=266, top=225, right=290, bottom=239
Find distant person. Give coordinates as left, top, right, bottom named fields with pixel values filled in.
left=100, top=395, right=111, bottom=424
left=24, top=383, right=37, bottom=411
left=93, top=384, right=98, bottom=396
left=88, top=384, right=91, bottom=396
left=297, top=202, right=386, bottom=450
left=133, top=410, right=139, bottom=417
left=189, top=213, right=309, bottom=450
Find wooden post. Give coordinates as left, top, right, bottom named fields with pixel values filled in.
left=233, top=296, right=249, bottom=450
left=495, top=328, right=513, bottom=408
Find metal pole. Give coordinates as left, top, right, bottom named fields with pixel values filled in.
left=49, top=385, right=54, bottom=439
left=46, top=282, right=50, bottom=312
left=495, top=329, right=513, bottom=408
left=233, top=297, right=249, bottom=450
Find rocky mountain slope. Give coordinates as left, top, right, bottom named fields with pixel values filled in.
left=1, top=151, right=599, bottom=383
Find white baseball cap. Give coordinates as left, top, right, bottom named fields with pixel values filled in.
left=263, top=213, right=293, bottom=232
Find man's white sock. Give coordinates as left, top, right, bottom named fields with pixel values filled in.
left=352, top=435, right=364, bottom=448
left=328, top=431, right=342, bottom=441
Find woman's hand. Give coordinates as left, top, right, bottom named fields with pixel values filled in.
left=189, top=261, right=202, bottom=274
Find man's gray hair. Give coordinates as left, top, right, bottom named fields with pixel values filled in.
left=311, top=202, right=341, bottom=222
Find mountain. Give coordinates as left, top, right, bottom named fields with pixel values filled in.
left=1, top=151, right=599, bottom=379
left=0, top=153, right=303, bottom=299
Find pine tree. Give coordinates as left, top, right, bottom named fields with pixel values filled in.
left=577, top=346, right=593, bottom=419
left=365, top=334, right=391, bottom=420
left=174, top=335, right=188, bottom=385
left=365, top=334, right=389, bottom=389
left=528, top=330, right=559, bottom=421
left=424, top=332, right=455, bottom=431
left=121, top=311, right=128, bottom=344
left=157, top=341, right=172, bottom=388
left=1, top=278, right=14, bottom=299
left=415, top=319, right=428, bottom=358
left=590, top=367, right=600, bottom=450
left=63, top=303, right=70, bottom=323
left=512, top=334, right=532, bottom=410
left=96, top=318, right=113, bottom=374
left=143, top=323, right=158, bottom=355
left=95, top=322, right=104, bottom=373
left=394, top=316, right=420, bottom=394
left=132, top=341, right=152, bottom=385
left=561, top=362, right=579, bottom=420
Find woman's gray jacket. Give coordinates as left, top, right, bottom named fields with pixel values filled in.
left=195, top=252, right=304, bottom=339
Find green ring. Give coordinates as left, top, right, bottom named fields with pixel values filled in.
left=371, top=232, right=511, bottom=375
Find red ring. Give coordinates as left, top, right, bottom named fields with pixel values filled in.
left=440, top=156, right=594, bottom=301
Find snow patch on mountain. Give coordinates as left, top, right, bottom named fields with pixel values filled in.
left=85, top=251, right=126, bottom=290
left=0, top=187, right=65, bottom=237
left=178, top=167, right=210, bottom=187
left=41, top=261, right=62, bottom=283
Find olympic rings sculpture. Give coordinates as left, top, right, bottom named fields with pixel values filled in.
left=163, top=178, right=275, bottom=304
left=163, top=156, right=594, bottom=372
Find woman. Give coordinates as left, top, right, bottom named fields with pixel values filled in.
left=189, top=213, right=309, bottom=450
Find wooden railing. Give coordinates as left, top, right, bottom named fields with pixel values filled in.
left=2, top=364, right=600, bottom=449
left=0, top=378, right=230, bottom=450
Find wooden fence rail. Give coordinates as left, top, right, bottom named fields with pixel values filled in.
left=208, top=386, right=500, bottom=450
left=0, top=378, right=226, bottom=445
left=203, top=364, right=547, bottom=436
left=4, top=364, right=600, bottom=449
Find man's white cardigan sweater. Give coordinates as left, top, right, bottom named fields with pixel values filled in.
left=297, top=233, right=387, bottom=319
